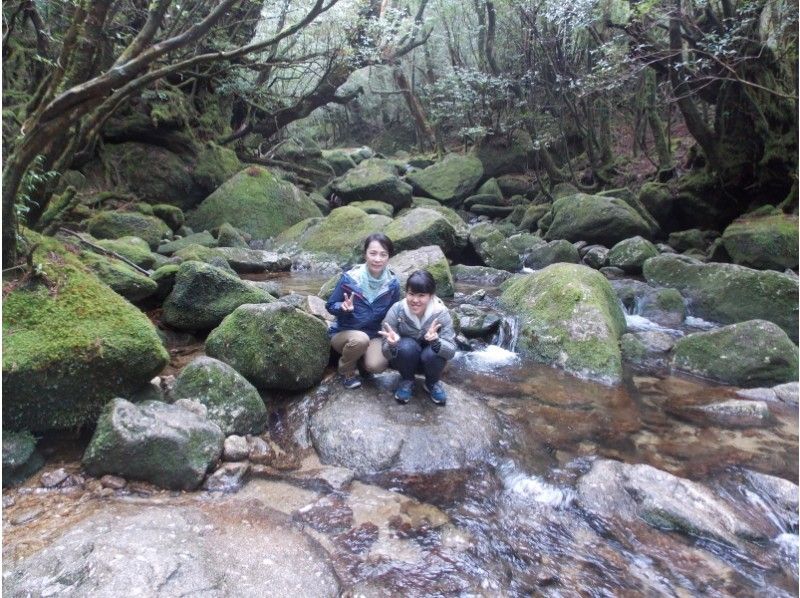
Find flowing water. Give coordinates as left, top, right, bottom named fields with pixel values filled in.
left=3, top=274, right=798, bottom=596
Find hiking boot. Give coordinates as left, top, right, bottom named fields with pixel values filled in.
left=394, top=380, right=414, bottom=404
left=424, top=381, right=447, bottom=406
left=342, top=374, right=362, bottom=389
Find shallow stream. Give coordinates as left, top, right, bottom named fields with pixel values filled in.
left=3, top=273, right=797, bottom=596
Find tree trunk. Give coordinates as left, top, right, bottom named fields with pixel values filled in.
left=393, top=66, right=436, bottom=152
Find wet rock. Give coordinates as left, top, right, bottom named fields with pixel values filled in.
left=607, top=236, right=659, bottom=274
left=405, top=153, right=483, bottom=205
left=11, top=508, right=44, bottom=526
left=309, top=381, right=501, bottom=476
left=389, top=245, right=454, bottom=298
left=599, top=266, right=626, bottom=279
left=643, top=254, right=799, bottom=341
left=577, top=459, right=765, bottom=545
left=82, top=398, right=224, bottom=491
left=100, top=474, right=127, bottom=490
left=203, top=462, right=250, bottom=492
left=187, top=166, right=322, bottom=239
left=212, top=247, right=292, bottom=273
left=773, top=382, right=799, bottom=406
left=321, top=149, right=357, bottom=176
left=721, top=211, right=798, bottom=270
left=451, top=305, right=502, bottom=338
left=223, top=435, right=250, bottom=461
left=40, top=468, right=69, bottom=488
left=656, top=243, right=677, bottom=254
left=173, top=356, right=267, bottom=436
left=384, top=208, right=459, bottom=256
left=697, top=399, right=772, bottom=427
left=468, top=223, right=525, bottom=271
left=472, top=130, right=532, bottom=178
left=671, top=320, right=798, bottom=387
left=523, top=239, right=580, bottom=270
left=735, top=387, right=779, bottom=402
left=247, top=436, right=274, bottom=465
left=582, top=245, right=609, bottom=269
left=334, top=522, right=380, bottom=555
left=173, top=398, right=208, bottom=418
left=295, top=494, right=354, bottom=534
left=206, top=302, right=329, bottom=391
left=162, top=261, right=276, bottom=332
left=331, top=158, right=413, bottom=209
left=3, top=502, right=340, bottom=597
left=638, top=182, right=673, bottom=228
left=621, top=332, right=674, bottom=369
left=500, top=263, right=626, bottom=383
left=636, top=287, right=686, bottom=328
left=743, top=470, right=798, bottom=532
left=2, top=430, right=44, bottom=488
left=518, top=203, right=551, bottom=232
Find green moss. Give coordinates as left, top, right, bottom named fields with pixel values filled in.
left=621, top=333, right=648, bottom=364
left=192, top=142, right=241, bottom=193
left=500, top=263, right=626, bottom=383
left=385, top=208, right=458, bottom=255
left=519, top=204, right=551, bottom=232
left=3, top=231, right=168, bottom=431
left=151, top=264, right=180, bottom=301
left=607, top=236, right=659, bottom=273
left=406, top=154, right=484, bottom=205
left=721, top=213, right=798, bottom=270
left=348, top=200, right=394, bottom=217
left=95, top=236, right=155, bottom=268
left=157, top=231, right=218, bottom=255
left=331, top=159, right=413, bottom=208
left=543, top=193, right=652, bottom=246
left=217, top=222, right=249, bottom=248
left=187, top=166, right=321, bottom=239
left=78, top=251, right=158, bottom=303
left=86, top=211, right=172, bottom=249
left=151, top=204, right=185, bottom=231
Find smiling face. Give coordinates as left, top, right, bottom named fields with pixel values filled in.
left=364, top=240, right=389, bottom=277
left=405, top=291, right=433, bottom=316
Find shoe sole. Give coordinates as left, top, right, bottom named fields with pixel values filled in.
left=424, top=385, right=446, bottom=406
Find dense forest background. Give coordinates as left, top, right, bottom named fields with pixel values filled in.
left=3, top=0, right=798, bottom=267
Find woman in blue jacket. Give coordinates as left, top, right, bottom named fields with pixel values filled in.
left=326, top=233, right=400, bottom=389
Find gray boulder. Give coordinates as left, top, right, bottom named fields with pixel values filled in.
left=82, top=398, right=224, bottom=490
left=205, top=303, right=329, bottom=391
left=671, top=320, right=798, bottom=387
left=582, top=245, right=609, bottom=269
left=2, top=430, right=44, bottom=487
left=607, top=236, right=659, bottom=273
left=452, top=305, right=502, bottom=338
left=172, top=357, right=267, bottom=436
left=86, top=211, right=172, bottom=249
left=384, top=208, right=459, bottom=256
left=212, top=247, right=292, bottom=273
left=162, top=261, right=275, bottom=331
left=405, top=154, right=484, bottom=205
left=667, top=229, right=718, bottom=253
left=522, top=239, right=580, bottom=270
left=156, top=231, right=218, bottom=255
left=309, top=380, right=501, bottom=475
left=389, top=245, right=454, bottom=298
left=721, top=211, right=799, bottom=271
left=330, top=159, right=412, bottom=209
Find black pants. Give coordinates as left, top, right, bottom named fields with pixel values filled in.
left=390, top=337, right=447, bottom=385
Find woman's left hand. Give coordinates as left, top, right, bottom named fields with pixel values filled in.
left=424, top=319, right=441, bottom=342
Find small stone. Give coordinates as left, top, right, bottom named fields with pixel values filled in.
left=3, top=495, right=16, bottom=508
left=202, top=462, right=250, bottom=492
left=100, top=475, right=127, bottom=490
left=174, top=398, right=208, bottom=419
left=773, top=382, right=799, bottom=406
left=62, top=474, right=85, bottom=488
left=40, top=468, right=69, bottom=488
left=11, top=508, right=44, bottom=525
left=247, top=437, right=274, bottom=465
left=128, top=482, right=153, bottom=496
left=224, top=436, right=250, bottom=461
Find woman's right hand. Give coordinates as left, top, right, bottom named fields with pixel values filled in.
left=341, top=292, right=354, bottom=312
left=378, top=322, right=400, bottom=345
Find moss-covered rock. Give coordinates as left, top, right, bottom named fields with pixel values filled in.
left=721, top=212, right=798, bottom=270
left=463, top=193, right=511, bottom=209
left=411, top=196, right=440, bottom=208
left=276, top=206, right=391, bottom=264
left=672, top=320, right=798, bottom=387
left=216, top=222, right=249, bottom=248
left=551, top=183, right=579, bottom=199
left=82, top=398, right=224, bottom=491
left=78, top=251, right=158, bottom=303
left=476, top=178, right=504, bottom=199
left=321, top=149, right=358, bottom=176
left=471, top=130, right=532, bottom=177
left=86, top=211, right=172, bottom=249
left=643, top=254, right=799, bottom=341
left=151, top=264, right=180, bottom=301
left=667, top=229, right=718, bottom=253
left=607, top=236, right=659, bottom=273
left=211, top=248, right=292, bottom=274
left=205, top=303, right=329, bottom=391
left=330, top=159, right=413, bottom=209
left=163, top=261, right=275, bottom=331
left=389, top=245, right=454, bottom=297
left=187, top=166, right=322, bottom=240
left=151, top=204, right=185, bottom=232
left=95, top=236, right=156, bottom=269
left=519, top=204, right=551, bottom=232
left=405, top=154, right=484, bottom=206
left=638, top=182, right=674, bottom=228
left=157, top=230, right=218, bottom=255
left=2, top=430, right=44, bottom=487
left=500, top=263, right=627, bottom=383
left=597, top=188, right=661, bottom=238
left=523, top=239, right=580, bottom=270
left=541, top=193, right=652, bottom=246
left=582, top=245, right=609, bottom=269
left=3, top=233, right=168, bottom=431
left=384, top=208, right=459, bottom=256
left=348, top=200, right=394, bottom=217
left=172, top=356, right=267, bottom=436
left=638, top=287, right=686, bottom=328
left=497, top=175, right=535, bottom=199
left=468, top=223, right=526, bottom=271
left=191, top=142, right=242, bottom=199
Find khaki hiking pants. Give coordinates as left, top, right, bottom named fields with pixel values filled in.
left=330, top=330, right=388, bottom=376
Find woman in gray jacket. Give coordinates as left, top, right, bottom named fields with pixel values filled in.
left=378, top=270, right=456, bottom=405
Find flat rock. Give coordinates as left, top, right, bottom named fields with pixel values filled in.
left=212, top=247, right=292, bottom=273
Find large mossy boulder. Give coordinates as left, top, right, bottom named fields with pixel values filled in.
left=638, top=182, right=674, bottom=229
left=642, top=254, right=799, bottom=341
left=3, top=233, right=168, bottom=431
left=2, top=430, right=44, bottom=487
left=607, top=236, right=659, bottom=273
left=187, top=166, right=322, bottom=240
left=471, top=130, right=532, bottom=177
left=671, top=320, right=798, bottom=387
left=321, top=149, right=358, bottom=176
left=205, top=303, right=329, bottom=391
left=95, top=236, right=156, bottom=269
left=78, top=251, right=158, bottom=303
left=276, top=206, right=391, bottom=264
left=86, top=211, right=172, bottom=249
left=330, top=159, right=413, bottom=209
left=721, top=211, right=798, bottom=270
left=668, top=228, right=718, bottom=253
left=405, top=154, right=484, bottom=206
left=540, top=193, right=652, bottom=246
left=522, top=239, right=580, bottom=270
left=500, top=263, right=627, bottom=383
left=384, top=208, right=459, bottom=256
left=157, top=230, right=218, bottom=255
left=172, top=357, right=267, bottom=436
left=389, top=245, right=454, bottom=297
left=162, top=261, right=275, bottom=331
left=82, top=398, right=223, bottom=490
left=151, top=204, right=185, bottom=231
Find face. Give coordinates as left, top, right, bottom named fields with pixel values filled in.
left=405, top=291, right=432, bottom=316
left=365, top=240, right=389, bottom=276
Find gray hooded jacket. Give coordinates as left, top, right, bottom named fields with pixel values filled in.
left=380, top=296, right=457, bottom=361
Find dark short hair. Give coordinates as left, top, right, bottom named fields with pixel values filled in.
left=363, top=233, right=394, bottom=257
left=406, top=270, right=436, bottom=294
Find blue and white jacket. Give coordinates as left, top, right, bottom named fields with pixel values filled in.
left=326, top=265, right=401, bottom=339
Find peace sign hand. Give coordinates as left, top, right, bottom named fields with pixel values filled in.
left=424, top=319, right=441, bottom=342
left=378, top=322, right=400, bottom=345
left=341, top=292, right=354, bottom=312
